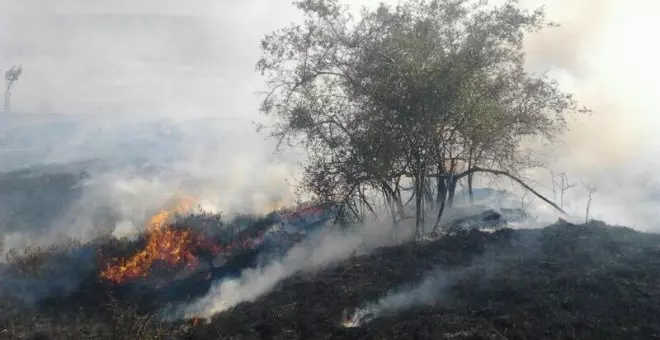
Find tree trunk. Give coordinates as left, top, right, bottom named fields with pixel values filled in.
left=436, top=179, right=446, bottom=206
left=393, top=190, right=406, bottom=220
left=415, top=173, right=423, bottom=236
left=433, top=183, right=448, bottom=231
left=447, top=177, right=457, bottom=208
left=385, top=193, right=397, bottom=224
left=467, top=172, right=474, bottom=204
left=423, top=178, right=434, bottom=206
left=467, top=149, right=474, bottom=204
left=435, top=163, right=446, bottom=206
left=381, top=181, right=406, bottom=221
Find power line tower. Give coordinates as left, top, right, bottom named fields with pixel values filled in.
left=4, top=65, right=23, bottom=113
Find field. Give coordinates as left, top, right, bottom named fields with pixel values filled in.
left=2, top=215, right=660, bottom=340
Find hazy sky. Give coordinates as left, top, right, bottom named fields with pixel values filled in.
left=0, top=0, right=658, bottom=229
left=519, top=0, right=660, bottom=228
left=0, top=1, right=296, bottom=118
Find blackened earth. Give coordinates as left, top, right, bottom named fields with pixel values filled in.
left=1, top=218, right=660, bottom=339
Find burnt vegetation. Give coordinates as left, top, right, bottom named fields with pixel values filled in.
left=0, top=0, right=653, bottom=339
left=3, top=218, right=660, bottom=339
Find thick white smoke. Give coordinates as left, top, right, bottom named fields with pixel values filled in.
left=0, top=1, right=306, bottom=254
left=430, top=0, right=660, bottom=231
left=1, top=0, right=655, bottom=248
left=518, top=0, right=660, bottom=230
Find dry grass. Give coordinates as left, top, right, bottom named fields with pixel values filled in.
left=1, top=220, right=660, bottom=339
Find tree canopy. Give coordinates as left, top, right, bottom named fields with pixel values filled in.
left=257, top=0, right=580, bottom=234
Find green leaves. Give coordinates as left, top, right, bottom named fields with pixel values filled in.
left=256, top=0, right=579, bottom=224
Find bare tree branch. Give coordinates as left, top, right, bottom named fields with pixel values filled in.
left=457, top=166, right=566, bottom=215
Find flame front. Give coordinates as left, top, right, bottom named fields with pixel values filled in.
left=100, top=197, right=326, bottom=284
left=100, top=196, right=203, bottom=284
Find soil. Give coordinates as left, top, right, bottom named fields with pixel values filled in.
left=2, top=218, right=660, bottom=339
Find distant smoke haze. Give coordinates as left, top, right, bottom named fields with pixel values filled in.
left=0, top=0, right=658, bottom=252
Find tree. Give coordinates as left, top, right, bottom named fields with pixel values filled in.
left=581, top=180, right=596, bottom=223
left=4, top=65, right=23, bottom=113
left=552, top=171, right=576, bottom=209
left=256, top=0, right=580, bottom=234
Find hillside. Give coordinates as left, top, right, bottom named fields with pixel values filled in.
left=2, top=218, right=660, bottom=339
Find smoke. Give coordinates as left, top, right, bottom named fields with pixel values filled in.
left=173, top=218, right=417, bottom=320
left=0, top=1, right=301, bottom=118
left=341, top=229, right=544, bottom=327
left=343, top=269, right=455, bottom=327
left=518, top=0, right=660, bottom=231
left=0, top=0, right=657, bottom=311
left=340, top=256, right=501, bottom=327
left=1, top=0, right=648, bottom=251
left=523, top=0, right=609, bottom=77
left=436, top=0, right=660, bottom=231
left=0, top=0, right=310, bottom=254
left=0, top=117, right=304, bottom=255
left=0, top=243, right=98, bottom=305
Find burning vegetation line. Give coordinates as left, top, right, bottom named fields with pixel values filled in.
left=99, top=196, right=218, bottom=284
left=98, top=196, right=331, bottom=285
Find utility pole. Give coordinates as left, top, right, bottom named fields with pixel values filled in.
left=4, top=65, right=23, bottom=113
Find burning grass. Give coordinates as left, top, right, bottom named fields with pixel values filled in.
left=2, top=219, right=660, bottom=339
left=99, top=196, right=206, bottom=284
left=97, top=197, right=276, bottom=287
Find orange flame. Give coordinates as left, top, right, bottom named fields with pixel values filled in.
left=100, top=195, right=204, bottom=284
left=99, top=194, right=277, bottom=284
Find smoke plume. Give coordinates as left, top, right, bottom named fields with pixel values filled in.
left=519, top=0, right=660, bottom=230
left=175, top=218, right=417, bottom=320
left=0, top=0, right=307, bottom=255
left=0, top=0, right=658, bottom=314
left=438, top=0, right=660, bottom=231
left=341, top=230, right=544, bottom=327
left=1, top=0, right=657, bottom=252
left=342, top=269, right=455, bottom=327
